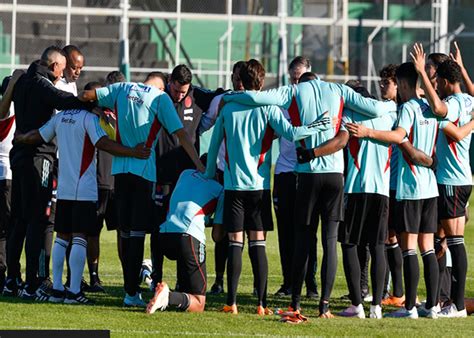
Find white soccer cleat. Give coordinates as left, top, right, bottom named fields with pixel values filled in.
left=369, top=305, right=382, bottom=319
left=146, top=282, right=170, bottom=314
left=417, top=304, right=438, bottom=319
left=384, top=306, right=418, bottom=319
left=437, top=304, right=467, bottom=318
left=338, top=304, right=366, bottom=318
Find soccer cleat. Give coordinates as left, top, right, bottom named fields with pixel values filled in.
left=382, top=295, right=405, bottom=307
left=280, top=312, right=308, bottom=324
left=319, top=311, right=335, bottom=318
left=86, top=280, right=106, bottom=293
left=319, top=302, right=334, bottom=318
left=276, top=306, right=300, bottom=317
left=64, top=291, right=94, bottom=305
left=274, top=285, right=291, bottom=297
left=257, top=305, right=273, bottom=316
left=306, top=289, right=319, bottom=299
left=146, top=282, right=170, bottom=314
left=222, top=304, right=238, bottom=315
left=209, top=282, right=224, bottom=295
left=35, top=288, right=51, bottom=302
left=2, top=278, right=22, bottom=297
left=417, top=304, right=438, bottom=319
left=19, top=286, right=37, bottom=301
left=338, top=304, right=365, bottom=318
left=384, top=306, right=418, bottom=319
left=124, top=292, right=147, bottom=308
left=369, top=305, right=382, bottom=319
left=49, top=289, right=66, bottom=303
left=437, top=303, right=468, bottom=318
left=38, top=277, right=53, bottom=292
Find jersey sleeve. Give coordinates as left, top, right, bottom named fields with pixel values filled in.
left=96, top=83, right=123, bottom=110
left=222, top=86, right=294, bottom=110
left=84, top=113, right=108, bottom=145
left=338, top=84, right=397, bottom=117
left=440, top=96, right=462, bottom=129
left=199, top=94, right=223, bottom=135
left=38, top=114, right=58, bottom=142
left=267, top=106, right=323, bottom=142
left=155, top=93, right=183, bottom=134
left=205, top=112, right=225, bottom=179
left=396, top=103, right=415, bottom=137
left=340, top=109, right=353, bottom=132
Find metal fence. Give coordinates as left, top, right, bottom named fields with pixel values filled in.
left=0, top=0, right=453, bottom=93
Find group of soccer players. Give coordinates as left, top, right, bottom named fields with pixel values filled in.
left=0, top=40, right=473, bottom=322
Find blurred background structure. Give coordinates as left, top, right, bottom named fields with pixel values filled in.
left=0, top=0, right=471, bottom=93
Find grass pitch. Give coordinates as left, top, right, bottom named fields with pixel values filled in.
left=1, top=198, right=474, bottom=337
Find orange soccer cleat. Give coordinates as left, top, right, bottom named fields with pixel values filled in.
left=222, top=304, right=238, bottom=314
left=381, top=295, right=406, bottom=307
left=257, top=305, right=274, bottom=316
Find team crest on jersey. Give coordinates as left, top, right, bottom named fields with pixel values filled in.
left=184, top=96, right=192, bottom=109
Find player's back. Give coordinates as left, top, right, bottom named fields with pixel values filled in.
left=52, top=109, right=102, bottom=201
left=292, top=80, right=345, bottom=174
left=396, top=98, right=438, bottom=200
left=436, top=93, right=473, bottom=186
left=160, top=169, right=223, bottom=244
left=343, top=108, right=397, bottom=196
left=219, top=102, right=277, bottom=190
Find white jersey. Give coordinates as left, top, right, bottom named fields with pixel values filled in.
left=39, top=109, right=107, bottom=201
left=55, top=78, right=78, bottom=96
left=275, top=109, right=297, bottom=174
left=0, top=109, right=15, bottom=180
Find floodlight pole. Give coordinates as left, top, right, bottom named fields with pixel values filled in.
left=277, top=0, right=288, bottom=87
left=119, top=0, right=130, bottom=81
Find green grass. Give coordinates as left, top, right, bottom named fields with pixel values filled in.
left=1, top=199, right=474, bottom=337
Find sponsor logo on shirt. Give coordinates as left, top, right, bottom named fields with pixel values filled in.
left=61, top=117, right=76, bottom=124
left=129, top=84, right=151, bottom=93
left=127, top=95, right=144, bottom=105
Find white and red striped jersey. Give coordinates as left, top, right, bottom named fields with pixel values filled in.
left=0, top=109, right=15, bottom=180
left=39, top=109, right=107, bottom=201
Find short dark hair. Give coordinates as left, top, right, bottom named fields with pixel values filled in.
left=170, top=64, right=192, bottom=85
left=232, top=61, right=246, bottom=75
left=299, top=72, right=317, bottom=83
left=427, top=53, right=449, bottom=68
left=239, top=59, right=265, bottom=90
left=106, top=71, right=126, bottom=85
left=345, top=80, right=375, bottom=99
left=41, top=46, right=66, bottom=66
left=379, top=64, right=399, bottom=82
left=395, top=62, right=418, bottom=88
left=62, top=45, right=83, bottom=57
left=289, top=56, right=311, bottom=71
left=84, top=81, right=101, bottom=91
left=145, top=71, right=168, bottom=84
left=436, top=60, right=462, bottom=84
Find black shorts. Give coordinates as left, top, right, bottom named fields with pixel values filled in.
left=153, top=183, right=174, bottom=227
left=115, top=173, right=154, bottom=232
left=396, top=198, right=438, bottom=234
left=55, top=200, right=97, bottom=235
left=223, top=190, right=273, bottom=233
left=156, top=233, right=207, bottom=296
left=294, top=173, right=344, bottom=230
left=90, top=189, right=119, bottom=236
left=339, top=193, right=389, bottom=245
left=11, top=156, right=53, bottom=225
left=388, top=190, right=400, bottom=232
left=438, top=184, right=472, bottom=220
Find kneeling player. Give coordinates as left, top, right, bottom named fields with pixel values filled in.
left=15, top=93, right=150, bottom=304
left=147, top=168, right=224, bottom=313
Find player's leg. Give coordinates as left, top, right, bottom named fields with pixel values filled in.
left=438, top=185, right=471, bottom=317
left=210, top=223, right=227, bottom=294
left=340, top=243, right=363, bottom=317
left=399, top=232, right=419, bottom=316
left=358, top=244, right=370, bottom=301
left=289, top=173, right=317, bottom=312
left=248, top=229, right=268, bottom=313
left=0, top=179, right=11, bottom=290
left=273, top=172, right=295, bottom=296
left=23, top=156, right=53, bottom=298
left=318, top=173, right=344, bottom=318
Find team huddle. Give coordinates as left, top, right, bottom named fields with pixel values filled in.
left=0, top=40, right=472, bottom=322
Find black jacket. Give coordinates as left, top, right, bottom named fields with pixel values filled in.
left=155, top=85, right=223, bottom=185
left=10, top=60, right=93, bottom=167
